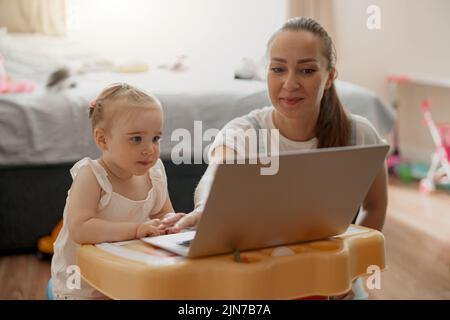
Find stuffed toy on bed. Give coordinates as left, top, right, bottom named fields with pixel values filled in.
left=0, top=54, right=35, bottom=93
left=233, top=56, right=266, bottom=81
left=46, top=59, right=151, bottom=91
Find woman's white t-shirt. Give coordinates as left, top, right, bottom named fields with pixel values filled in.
left=209, top=106, right=386, bottom=158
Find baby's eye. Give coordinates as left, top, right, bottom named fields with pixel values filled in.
left=152, top=136, right=161, bottom=143
left=129, top=136, right=143, bottom=144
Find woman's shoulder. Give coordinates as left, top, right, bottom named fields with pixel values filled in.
left=222, top=106, right=273, bottom=131
left=351, top=114, right=386, bottom=145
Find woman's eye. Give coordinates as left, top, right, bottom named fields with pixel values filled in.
left=130, top=136, right=142, bottom=144
left=270, top=67, right=284, bottom=73
left=301, top=69, right=316, bottom=75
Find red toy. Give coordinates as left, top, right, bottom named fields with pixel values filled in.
left=419, top=99, right=450, bottom=193
left=0, top=54, right=35, bottom=93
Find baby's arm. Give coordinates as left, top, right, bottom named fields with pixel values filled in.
left=152, top=196, right=176, bottom=220
left=67, top=166, right=149, bottom=244
left=151, top=192, right=187, bottom=233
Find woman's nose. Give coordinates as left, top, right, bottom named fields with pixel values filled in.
left=283, top=72, right=300, bottom=91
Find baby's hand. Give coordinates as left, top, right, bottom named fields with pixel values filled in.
left=136, top=219, right=162, bottom=238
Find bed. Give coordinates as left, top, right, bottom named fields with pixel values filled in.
left=0, top=31, right=396, bottom=252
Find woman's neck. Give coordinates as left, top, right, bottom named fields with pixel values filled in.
left=272, top=109, right=319, bottom=142
left=99, top=157, right=133, bottom=180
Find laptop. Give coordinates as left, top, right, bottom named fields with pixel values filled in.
left=142, top=144, right=389, bottom=258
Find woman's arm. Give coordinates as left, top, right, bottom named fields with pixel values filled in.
left=67, top=166, right=156, bottom=244
left=161, top=145, right=237, bottom=231
left=152, top=195, right=189, bottom=231
left=356, top=162, right=388, bottom=231
left=194, top=145, right=238, bottom=209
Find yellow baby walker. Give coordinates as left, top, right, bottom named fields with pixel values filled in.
left=76, top=224, right=386, bottom=300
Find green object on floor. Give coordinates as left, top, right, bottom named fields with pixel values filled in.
left=410, top=163, right=429, bottom=180
left=234, top=249, right=241, bottom=262
left=395, top=163, right=413, bottom=182
left=410, top=162, right=450, bottom=190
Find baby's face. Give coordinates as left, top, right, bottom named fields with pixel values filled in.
left=106, top=103, right=163, bottom=176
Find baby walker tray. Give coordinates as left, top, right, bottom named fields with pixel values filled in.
left=77, top=224, right=386, bottom=299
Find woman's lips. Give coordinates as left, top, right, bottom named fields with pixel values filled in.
left=281, top=97, right=304, bottom=106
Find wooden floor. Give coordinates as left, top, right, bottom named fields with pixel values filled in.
left=0, top=254, right=50, bottom=300
left=366, top=178, right=450, bottom=299
left=1, top=177, right=449, bottom=300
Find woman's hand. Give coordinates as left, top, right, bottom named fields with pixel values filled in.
left=159, top=211, right=202, bottom=233
left=136, top=219, right=162, bottom=238
left=157, top=212, right=186, bottom=234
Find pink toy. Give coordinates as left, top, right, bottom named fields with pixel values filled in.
left=0, top=54, right=35, bottom=93
left=419, top=98, right=450, bottom=193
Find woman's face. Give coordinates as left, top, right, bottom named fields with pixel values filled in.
left=267, top=30, right=334, bottom=120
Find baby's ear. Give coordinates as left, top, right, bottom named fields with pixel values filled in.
left=94, top=128, right=108, bottom=151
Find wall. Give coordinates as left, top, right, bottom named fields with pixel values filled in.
left=65, top=0, right=286, bottom=70
left=331, top=0, right=450, bottom=103
left=330, top=0, right=450, bottom=163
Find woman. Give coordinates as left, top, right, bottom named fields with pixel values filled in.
left=162, top=17, right=388, bottom=299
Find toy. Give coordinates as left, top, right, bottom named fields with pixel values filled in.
left=233, top=56, right=266, bottom=81
left=37, top=220, right=63, bottom=259
left=46, top=278, right=54, bottom=300
left=392, top=161, right=413, bottom=182
left=419, top=99, right=450, bottom=193
left=0, top=54, right=35, bottom=93
left=157, top=55, right=189, bottom=72
left=77, top=225, right=385, bottom=299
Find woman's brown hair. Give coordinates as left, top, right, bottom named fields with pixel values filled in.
left=267, top=17, right=352, bottom=148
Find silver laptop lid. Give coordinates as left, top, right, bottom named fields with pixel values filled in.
left=187, top=144, right=389, bottom=258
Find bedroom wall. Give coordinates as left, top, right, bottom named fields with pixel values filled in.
left=331, top=0, right=450, bottom=103
left=330, top=0, right=450, bottom=163
left=65, top=0, right=286, bottom=72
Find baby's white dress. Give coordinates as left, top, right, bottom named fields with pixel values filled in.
left=51, top=157, right=169, bottom=299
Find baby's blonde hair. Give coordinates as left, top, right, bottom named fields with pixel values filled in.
left=89, top=83, right=159, bottom=130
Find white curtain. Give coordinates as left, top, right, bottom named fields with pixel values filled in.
left=287, top=0, right=335, bottom=39
left=0, top=0, right=66, bottom=35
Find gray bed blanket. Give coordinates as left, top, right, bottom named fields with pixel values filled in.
left=0, top=69, right=395, bottom=166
